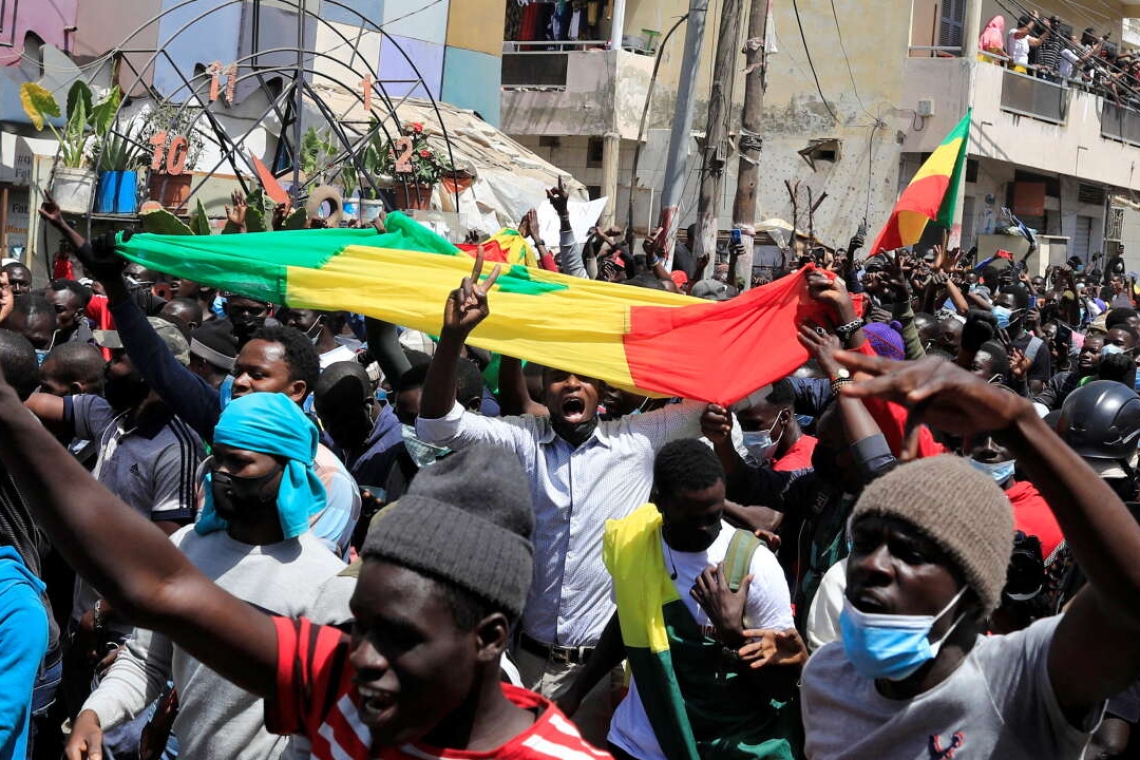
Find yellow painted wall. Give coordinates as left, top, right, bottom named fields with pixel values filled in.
left=447, top=0, right=508, bottom=57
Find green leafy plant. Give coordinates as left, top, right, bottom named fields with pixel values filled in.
left=370, top=121, right=452, bottom=186
left=189, top=198, right=212, bottom=236
left=140, top=206, right=194, bottom=235
left=91, top=130, right=148, bottom=172
left=300, top=127, right=339, bottom=182
left=20, top=81, right=122, bottom=169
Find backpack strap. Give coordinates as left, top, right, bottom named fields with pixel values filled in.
left=723, top=529, right=762, bottom=591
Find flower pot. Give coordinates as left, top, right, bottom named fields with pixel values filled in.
left=95, top=171, right=140, bottom=214
left=393, top=182, right=433, bottom=211
left=51, top=168, right=97, bottom=214
left=342, top=195, right=359, bottom=221
left=148, top=173, right=192, bottom=211
left=359, top=198, right=384, bottom=222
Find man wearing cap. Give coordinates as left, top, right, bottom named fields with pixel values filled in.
left=187, top=319, right=237, bottom=390
left=801, top=352, right=1140, bottom=758
left=0, top=354, right=611, bottom=760
left=24, top=316, right=204, bottom=724
left=69, top=393, right=354, bottom=760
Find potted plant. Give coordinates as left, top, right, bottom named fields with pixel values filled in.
left=20, top=81, right=120, bottom=213
left=373, top=121, right=451, bottom=211
left=339, top=166, right=359, bottom=221
left=92, top=127, right=148, bottom=214
left=136, top=104, right=208, bottom=210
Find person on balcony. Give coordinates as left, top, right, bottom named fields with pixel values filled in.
left=1007, top=15, right=1047, bottom=74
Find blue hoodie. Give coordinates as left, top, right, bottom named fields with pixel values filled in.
left=0, top=546, right=48, bottom=760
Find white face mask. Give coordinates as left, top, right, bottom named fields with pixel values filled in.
left=742, top=412, right=785, bottom=463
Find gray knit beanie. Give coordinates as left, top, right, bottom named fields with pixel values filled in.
left=852, top=455, right=1014, bottom=614
left=361, top=444, right=534, bottom=618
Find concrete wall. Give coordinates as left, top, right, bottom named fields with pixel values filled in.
left=4, top=0, right=79, bottom=67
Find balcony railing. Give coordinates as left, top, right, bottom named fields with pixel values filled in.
left=501, top=51, right=572, bottom=89
left=1000, top=68, right=1068, bottom=124
left=1101, top=102, right=1140, bottom=147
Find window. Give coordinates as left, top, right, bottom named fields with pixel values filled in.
left=939, top=0, right=965, bottom=51
left=1078, top=183, right=1106, bottom=205
left=586, top=185, right=602, bottom=200
left=587, top=137, right=604, bottom=168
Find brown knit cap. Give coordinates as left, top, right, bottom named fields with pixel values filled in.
left=852, top=455, right=1014, bottom=613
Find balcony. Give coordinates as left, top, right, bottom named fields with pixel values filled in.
left=902, top=56, right=1140, bottom=189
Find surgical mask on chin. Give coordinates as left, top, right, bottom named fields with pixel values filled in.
left=304, top=319, right=323, bottom=345
left=35, top=349, right=49, bottom=365
left=839, top=586, right=968, bottom=681
left=991, top=305, right=1013, bottom=329
left=968, top=458, right=1016, bottom=485
left=401, top=424, right=450, bottom=469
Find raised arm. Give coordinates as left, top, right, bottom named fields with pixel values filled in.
left=364, top=317, right=412, bottom=391
left=496, top=356, right=548, bottom=417
left=420, top=249, right=501, bottom=420
left=837, top=352, right=1140, bottom=721
left=0, top=369, right=278, bottom=700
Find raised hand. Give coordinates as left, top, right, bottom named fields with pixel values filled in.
left=442, top=246, right=501, bottom=337
left=798, top=323, right=843, bottom=378
left=700, top=403, right=733, bottom=446
left=738, top=628, right=808, bottom=670
left=225, top=189, right=247, bottom=229
left=546, top=176, right=570, bottom=216
left=38, top=191, right=67, bottom=230
left=835, top=352, right=1033, bottom=453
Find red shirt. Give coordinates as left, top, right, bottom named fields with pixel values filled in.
left=266, top=617, right=612, bottom=760
left=1005, top=480, right=1065, bottom=562
left=774, top=434, right=817, bottom=472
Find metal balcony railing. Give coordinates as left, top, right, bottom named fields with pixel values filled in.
left=1101, top=101, right=1140, bottom=147
left=1000, top=68, right=1068, bottom=124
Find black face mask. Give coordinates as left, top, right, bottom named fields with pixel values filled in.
left=211, top=467, right=282, bottom=523
left=104, top=371, right=149, bottom=410
left=551, top=417, right=598, bottom=447
left=663, top=521, right=721, bottom=553
left=230, top=315, right=267, bottom=342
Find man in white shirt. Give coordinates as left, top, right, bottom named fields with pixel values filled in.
left=559, top=439, right=801, bottom=759
left=416, top=256, right=709, bottom=744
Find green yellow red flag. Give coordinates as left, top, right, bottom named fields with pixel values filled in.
left=115, top=213, right=837, bottom=405
left=871, top=109, right=972, bottom=253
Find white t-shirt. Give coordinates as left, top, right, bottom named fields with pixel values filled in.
left=1007, top=31, right=1030, bottom=65
left=802, top=615, right=1103, bottom=759
left=608, top=522, right=794, bottom=760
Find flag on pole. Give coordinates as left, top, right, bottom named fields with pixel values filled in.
left=871, top=109, right=972, bottom=254
left=114, top=213, right=839, bottom=406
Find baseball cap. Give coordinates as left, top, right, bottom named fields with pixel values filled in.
left=690, top=279, right=738, bottom=302
left=94, top=317, right=190, bottom=366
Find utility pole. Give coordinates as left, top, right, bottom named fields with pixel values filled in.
left=695, top=0, right=745, bottom=280
left=730, top=0, right=769, bottom=290
left=658, top=0, right=709, bottom=268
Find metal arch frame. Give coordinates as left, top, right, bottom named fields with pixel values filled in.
left=44, top=0, right=462, bottom=231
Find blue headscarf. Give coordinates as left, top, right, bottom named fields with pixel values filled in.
left=196, top=393, right=327, bottom=540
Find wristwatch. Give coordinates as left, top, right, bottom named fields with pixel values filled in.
left=830, top=368, right=853, bottom=397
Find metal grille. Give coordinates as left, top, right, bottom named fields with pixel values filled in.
left=1107, top=207, right=1125, bottom=241
left=501, top=53, right=570, bottom=90
left=1078, top=183, right=1106, bottom=205
left=1000, top=70, right=1067, bottom=124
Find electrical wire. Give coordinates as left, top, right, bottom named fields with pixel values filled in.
left=790, top=0, right=839, bottom=124
left=827, top=0, right=876, bottom=122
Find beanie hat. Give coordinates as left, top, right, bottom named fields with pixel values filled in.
left=361, top=444, right=534, bottom=618
left=852, top=455, right=1013, bottom=613
left=863, top=321, right=905, bottom=361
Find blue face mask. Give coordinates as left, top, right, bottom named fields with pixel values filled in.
left=35, top=349, right=49, bottom=365
left=1102, top=344, right=1125, bottom=357
left=219, top=374, right=234, bottom=410
left=839, top=587, right=967, bottom=681
left=991, top=305, right=1013, bottom=329
left=968, top=457, right=1015, bottom=485
left=742, top=414, right=785, bottom=463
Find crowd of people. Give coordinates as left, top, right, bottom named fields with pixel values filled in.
left=975, top=9, right=1140, bottom=110
left=0, top=180, right=1139, bottom=760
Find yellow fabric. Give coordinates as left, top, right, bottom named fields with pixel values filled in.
left=909, top=135, right=965, bottom=184
left=603, top=503, right=678, bottom=653
left=285, top=244, right=699, bottom=392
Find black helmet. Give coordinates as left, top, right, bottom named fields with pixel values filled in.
left=1057, top=380, right=1140, bottom=460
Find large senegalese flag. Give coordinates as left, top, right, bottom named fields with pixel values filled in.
left=115, top=213, right=837, bottom=405
left=871, top=109, right=972, bottom=254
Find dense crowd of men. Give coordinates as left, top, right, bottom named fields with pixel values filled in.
left=1, top=184, right=1140, bottom=760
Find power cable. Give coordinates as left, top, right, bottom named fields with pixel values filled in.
left=827, top=0, right=876, bottom=122
left=790, top=0, right=839, bottom=123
